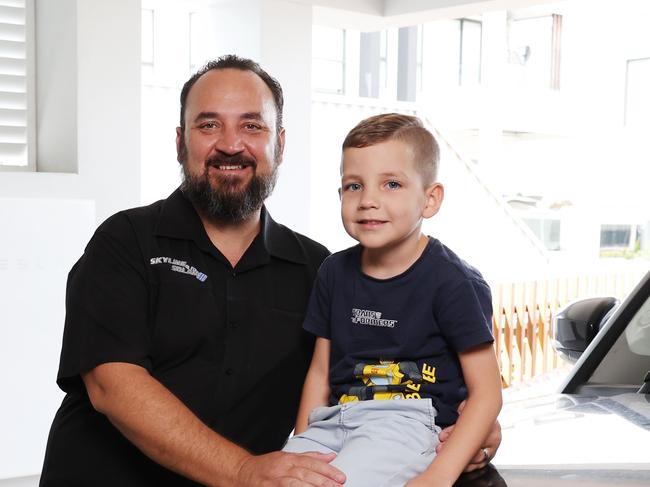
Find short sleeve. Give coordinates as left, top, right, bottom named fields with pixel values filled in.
left=434, top=277, right=493, bottom=352
left=302, top=257, right=333, bottom=339
left=57, top=214, right=152, bottom=393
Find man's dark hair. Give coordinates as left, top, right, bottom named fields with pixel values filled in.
left=179, top=54, right=284, bottom=133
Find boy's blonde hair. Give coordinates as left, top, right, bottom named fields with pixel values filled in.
left=342, top=113, right=440, bottom=184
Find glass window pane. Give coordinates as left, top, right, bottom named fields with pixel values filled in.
left=313, top=25, right=344, bottom=61
left=508, top=16, right=553, bottom=89
left=625, top=58, right=650, bottom=127
left=600, top=224, right=632, bottom=248
left=460, top=19, right=481, bottom=86
left=141, top=9, right=154, bottom=64
left=312, top=59, right=343, bottom=94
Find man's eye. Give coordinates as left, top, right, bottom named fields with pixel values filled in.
left=200, top=122, right=217, bottom=130
left=244, top=123, right=262, bottom=130
left=386, top=181, right=401, bottom=189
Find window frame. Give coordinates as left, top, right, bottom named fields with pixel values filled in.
left=141, top=8, right=154, bottom=66
left=458, top=18, right=482, bottom=87
left=312, top=25, right=346, bottom=95
left=624, top=56, right=650, bottom=128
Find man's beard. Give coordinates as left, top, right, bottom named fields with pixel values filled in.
left=180, top=152, right=278, bottom=224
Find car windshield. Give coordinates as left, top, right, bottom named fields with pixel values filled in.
left=588, top=291, right=650, bottom=388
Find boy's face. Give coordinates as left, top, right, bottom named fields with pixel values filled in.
left=340, top=139, right=443, bottom=252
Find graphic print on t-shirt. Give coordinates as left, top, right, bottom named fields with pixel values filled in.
left=339, top=360, right=436, bottom=402
left=351, top=308, right=398, bottom=328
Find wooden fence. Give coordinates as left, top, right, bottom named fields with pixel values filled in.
left=491, top=269, right=649, bottom=387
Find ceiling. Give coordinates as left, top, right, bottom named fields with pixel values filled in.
left=307, top=0, right=563, bottom=29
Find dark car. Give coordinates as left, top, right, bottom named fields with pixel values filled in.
left=455, top=270, right=650, bottom=486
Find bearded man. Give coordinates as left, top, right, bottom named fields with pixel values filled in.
left=40, top=55, right=500, bottom=487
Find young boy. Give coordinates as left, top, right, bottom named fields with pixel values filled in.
left=282, top=113, right=502, bottom=487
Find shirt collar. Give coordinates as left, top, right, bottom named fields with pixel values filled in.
left=155, top=187, right=307, bottom=265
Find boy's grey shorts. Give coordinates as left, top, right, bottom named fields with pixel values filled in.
left=282, top=399, right=441, bottom=487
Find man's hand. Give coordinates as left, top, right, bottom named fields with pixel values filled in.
left=436, top=401, right=502, bottom=472
left=236, top=451, right=346, bottom=487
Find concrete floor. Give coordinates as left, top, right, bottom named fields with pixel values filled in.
left=0, top=476, right=39, bottom=487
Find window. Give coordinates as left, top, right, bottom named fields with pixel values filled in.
left=379, top=29, right=388, bottom=91
left=458, top=19, right=481, bottom=86
left=416, top=25, right=424, bottom=92
left=0, top=0, right=34, bottom=170
left=312, top=25, right=345, bottom=94
left=507, top=14, right=562, bottom=90
left=600, top=224, right=636, bottom=249
left=625, top=57, right=650, bottom=127
left=141, top=9, right=154, bottom=65
left=523, top=217, right=561, bottom=251
left=189, top=11, right=203, bottom=73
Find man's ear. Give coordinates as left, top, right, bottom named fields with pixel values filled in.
left=176, top=127, right=184, bottom=164
left=275, top=127, right=286, bottom=165
left=422, top=182, right=444, bottom=219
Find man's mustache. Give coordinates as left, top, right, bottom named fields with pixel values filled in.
left=205, top=153, right=256, bottom=169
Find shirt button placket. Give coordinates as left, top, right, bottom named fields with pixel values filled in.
left=224, top=268, right=239, bottom=379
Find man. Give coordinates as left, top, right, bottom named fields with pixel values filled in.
left=40, top=55, right=500, bottom=486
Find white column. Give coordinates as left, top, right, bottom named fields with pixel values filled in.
left=76, top=0, right=142, bottom=221
left=201, top=0, right=314, bottom=235
left=478, top=11, right=506, bottom=186
left=260, top=1, right=313, bottom=236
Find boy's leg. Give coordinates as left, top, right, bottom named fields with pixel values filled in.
left=282, top=404, right=343, bottom=455
left=331, top=400, right=440, bottom=487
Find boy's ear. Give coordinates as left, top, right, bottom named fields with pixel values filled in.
left=422, top=182, right=444, bottom=219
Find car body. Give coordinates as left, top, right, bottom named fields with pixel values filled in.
left=455, top=270, right=650, bottom=486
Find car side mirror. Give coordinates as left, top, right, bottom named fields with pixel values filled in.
left=552, top=297, right=619, bottom=363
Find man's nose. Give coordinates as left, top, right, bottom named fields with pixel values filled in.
left=215, top=126, right=244, bottom=155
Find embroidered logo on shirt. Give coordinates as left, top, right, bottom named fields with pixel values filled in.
left=351, top=308, right=397, bottom=328
left=150, top=256, right=208, bottom=282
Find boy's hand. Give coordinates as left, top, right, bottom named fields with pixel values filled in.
left=436, top=400, right=502, bottom=472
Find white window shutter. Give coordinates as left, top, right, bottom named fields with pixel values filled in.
left=0, top=0, right=33, bottom=169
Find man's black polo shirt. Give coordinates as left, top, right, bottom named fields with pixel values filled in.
left=40, top=189, right=329, bottom=486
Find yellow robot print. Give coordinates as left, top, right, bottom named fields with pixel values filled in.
left=339, top=360, right=424, bottom=403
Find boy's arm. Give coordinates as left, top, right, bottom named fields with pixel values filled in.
left=294, top=337, right=332, bottom=434
left=437, top=400, right=502, bottom=471
left=406, top=343, right=502, bottom=487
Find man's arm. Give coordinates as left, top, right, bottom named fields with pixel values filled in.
left=294, top=337, right=331, bottom=434
left=84, top=362, right=345, bottom=487
left=406, top=344, right=503, bottom=487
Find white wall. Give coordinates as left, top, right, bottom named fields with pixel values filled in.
left=0, top=199, right=95, bottom=480
left=141, top=0, right=314, bottom=234
left=0, top=0, right=141, bottom=480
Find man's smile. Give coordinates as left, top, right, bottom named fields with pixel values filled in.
left=216, top=164, right=245, bottom=170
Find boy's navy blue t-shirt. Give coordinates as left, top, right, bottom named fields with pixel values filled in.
left=303, top=237, right=494, bottom=427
